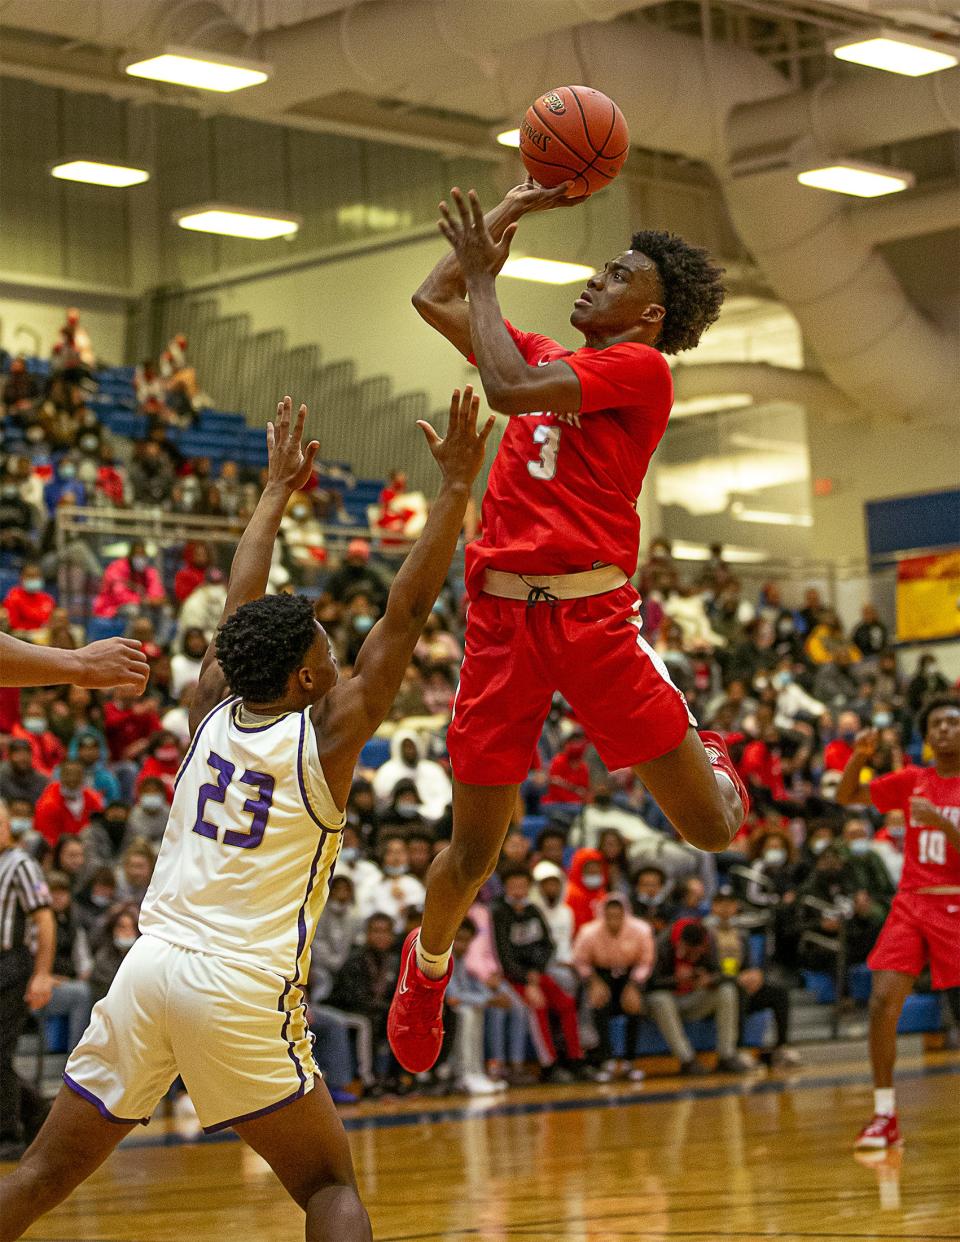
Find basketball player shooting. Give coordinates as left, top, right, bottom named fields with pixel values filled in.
left=0, top=389, right=494, bottom=1242
left=388, top=179, right=751, bottom=1074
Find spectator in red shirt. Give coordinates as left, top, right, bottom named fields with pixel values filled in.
left=565, top=847, right=609, bottom=932
left=10, top=698, right=65, bottom=775
left=134, top=731, right=182, bottom=798
left=35, top=759, right=103, bottom=846
left=174, top=542, right=211, bottom=603
left=542, top=735, right=591, bottom=806
left=103, top=692, right=162, bottom=763
left=2, top=563, right=55, bottom=634
left=92, top=541, right=166, bottom=619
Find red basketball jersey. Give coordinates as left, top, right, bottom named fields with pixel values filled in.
left=464, top=322, right=672, bottom=598
left=870, top=765, right=960, bottom=891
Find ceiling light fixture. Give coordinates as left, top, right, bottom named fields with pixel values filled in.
left=830, top=30, right=958, bottom=76
left=172, top=204, right=301, bottom=239
left=496, top=128, right=521, bottom=147
left=797, top=160, right=915, bottom=198
left=501, top=256, right=596, bottom=285
left=124, top=47, right=270, bottom=92
left=731, top=503, right=813, bottom=528
left=51, top=159, right=150, bottom=187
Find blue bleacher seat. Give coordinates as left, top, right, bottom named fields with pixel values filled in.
left=360, top=738, right=391, bottom=769
left=521, top=815, right=548, bottom=843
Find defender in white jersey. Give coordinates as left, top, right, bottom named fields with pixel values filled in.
left=0, top=390, right=494, bottom=1242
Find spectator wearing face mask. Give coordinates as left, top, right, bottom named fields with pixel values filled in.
left=871, top=810, right=906, bottom=884
left=365, top=835, right=426, bottom=930
left=796, top=822, right=839, bottom=884
left=89, top=905, right=139, bottom=1005
left=42, top=458, right=88, bottom=515
left=542, top=734, right=591, bottom=807
left=565, top=848, right=609, bottom=933
left=372, top=730, right=452, bottom=822
left=335, top=826, right=382, bottom=913
left=34, top=759, right=103, bottom=847
left=114, top=839, right=155, bottom=906
left=631, top=865, right=675, bottom=933
left=92, top=541, right=166, bottom=619
left=841, top=817, right=896, bottom=906
left=40, top=871, right=93, bottom=1054
left=4, top=798, right=41, bottom=858
left=169, top=628, right=208, bottom=698
left=103, top=691, right=163, bottom=765
left=135, top=734, right=182, bottom=798
left=2, top=564, right=54, bottom=636
left=0, top=739, right=47, bottom=805
left=67, top=729, right=121, bottom=806
left=280, top=491, right=326, bottom=582
left=81, top=802, right=131, bottom=867
left=325, top=539, right=389, bottom=611
left=125, top=778, right=170, bottom=847
left=174, top=543, right=212, bottom=603
left=10, top=701, right=64, bottom=776
left=177, top=569, right=227, bottom=639
left=573, top=894, right=654, bottom=1081
left=770, top=661, right=828, bottom=730
left=72, top=866, right=117, bottom=939
left=309, top=875, right=365, bottom=1003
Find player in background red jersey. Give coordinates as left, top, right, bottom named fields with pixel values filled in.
left=838, top=696, right=960, bottom=1150
left=388, top=180, right=748, bottom=1073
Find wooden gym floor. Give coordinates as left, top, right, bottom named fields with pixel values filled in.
left=12, top=1049, right=960, bottom=1241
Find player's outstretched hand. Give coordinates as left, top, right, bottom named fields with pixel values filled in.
left=75, top=638, right=150, bottom=694
left=438, top=188, right=518, bottom=280
left=504, top=175, right=590, bottom=214
left=417, top=386, right=495, bottom=488
left=853, top=727, right=878, bottom=758
left=267, top=395, right=320, bottom=494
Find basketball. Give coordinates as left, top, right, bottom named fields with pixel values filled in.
left=519, top=85, right=629, bottom=198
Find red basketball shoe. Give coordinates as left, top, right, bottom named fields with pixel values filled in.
left=698, top=730, right=750, bottom=823
left=387, top=930, right=453, bottom=1073
left=854, top=1113, right=902, bottom=1150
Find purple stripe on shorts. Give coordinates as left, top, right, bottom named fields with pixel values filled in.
left=174, top=696, right=234, bottom=791
left=202, top=1080, right=311, bottom=1134
left=278, top=979, right=308, bottom=1090
left=63, top=1073, right=151, bottom=1126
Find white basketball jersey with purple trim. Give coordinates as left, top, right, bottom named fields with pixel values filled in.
left=139, top=696, right=344, bottom=982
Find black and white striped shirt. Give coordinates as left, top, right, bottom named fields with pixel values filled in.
left=0, top=846, right=50, bottom=954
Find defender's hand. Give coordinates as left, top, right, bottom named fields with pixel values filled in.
left=267, top=396, right=320, bottom=494
left=853, top=727, right=879, bottom=759
left=75, top=639, right=149, bottom=694
left=438, top=188, right=517, bottom=280
left=909, top=795, right=944, bottom=828
left=417, top=386, right=495, bottom=488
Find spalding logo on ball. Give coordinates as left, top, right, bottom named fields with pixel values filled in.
left=518, top=85, right=630, bottom=199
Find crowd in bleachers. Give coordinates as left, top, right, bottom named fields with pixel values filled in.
left=2, top=320, right=959, bottom=1110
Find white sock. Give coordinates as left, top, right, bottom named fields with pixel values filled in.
left=415, top=935, right=451, bottom=981
left=874, top=1087, right=895, bottom=1116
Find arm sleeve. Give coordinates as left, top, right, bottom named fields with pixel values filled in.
left=563, top=342, right=673, bottom=417
left=869, top=767, right=918, bottom=814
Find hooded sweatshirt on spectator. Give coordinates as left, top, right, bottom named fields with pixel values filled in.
left=565, top=847, right=609, bottom=931
left=542, top=737, right=591, bottom=805
left=35, top=779, right=103, bottom=846
left=491, top=895, right=554, bottom=985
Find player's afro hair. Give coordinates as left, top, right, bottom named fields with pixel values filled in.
left=919, top=694, right=960, bottom=740
left=215, top=592, right=318, bottom=703
left=629, top=229, right=725, bottom=355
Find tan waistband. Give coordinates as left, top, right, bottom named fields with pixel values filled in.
left=482, top=565, right=628, bottom=602
left=914, top=886, right=960, bottom=896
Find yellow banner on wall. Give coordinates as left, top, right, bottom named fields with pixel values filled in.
left=896, top=551, right=960, bottom=642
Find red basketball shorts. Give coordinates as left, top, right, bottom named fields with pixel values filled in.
left=867, top=891, right=960, bottom=988
left=446, top=584, right=695, bottom=786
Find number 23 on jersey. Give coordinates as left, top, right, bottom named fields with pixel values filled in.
left=192, top=751, right=275, bottom=850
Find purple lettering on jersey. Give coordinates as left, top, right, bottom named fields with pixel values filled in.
left=192, top=752, right=235, bottom=840
left=224, top=769, right=274, bottom=850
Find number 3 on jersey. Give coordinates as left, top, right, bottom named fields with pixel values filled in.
left=528, top=424, right=562, bottom=481
left=192, top=751, right=275, bottom=850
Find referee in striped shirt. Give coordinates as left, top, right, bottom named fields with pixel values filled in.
left=0, top=798, right=54, bottom=1162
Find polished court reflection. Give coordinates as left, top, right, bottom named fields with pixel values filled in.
left=18, top=1054, right=960, bottom=1241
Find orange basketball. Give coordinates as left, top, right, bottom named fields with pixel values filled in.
left=519, top=85, right=629, bottom=198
